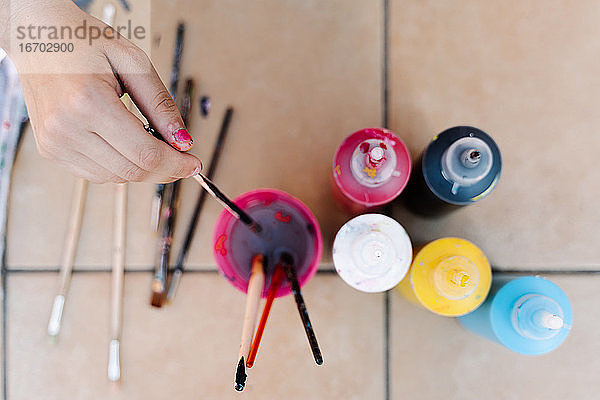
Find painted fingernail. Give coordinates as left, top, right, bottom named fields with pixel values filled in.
left=172, top=128, right=193, bottom=150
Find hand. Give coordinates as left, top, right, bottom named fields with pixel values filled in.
left=4, top=0, right=202, bottom=183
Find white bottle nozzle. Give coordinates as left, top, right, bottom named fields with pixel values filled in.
left=533, top=310, right=564, bottom=330
left=370, top=147, right=385, bottom=162
left=461, top=148, right=481, bottom=168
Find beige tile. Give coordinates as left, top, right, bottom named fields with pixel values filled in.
left=6, top=0, right=382, bottom=270
left=8, top=272, right=383, bottom=399
left=390, top=274, right=600, bottom=400
left=389, top=0, right=600, bottom=269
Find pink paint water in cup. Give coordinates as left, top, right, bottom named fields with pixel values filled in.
left=332, top=128, right=412, bottom=214
left=213, top=189, right=323, bottom=297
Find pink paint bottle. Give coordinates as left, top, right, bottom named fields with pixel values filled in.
left=213, top=189, right=322, bottom=297
left=332, top=128, right=412, bottom=214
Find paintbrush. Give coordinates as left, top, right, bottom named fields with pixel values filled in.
left=281, top=252, right=323, bottom=365
left=246, top=263, right=286, bottom=369
left=108, top=182, right=127, bottom=382
left=107, top=87, right=131, bottom=381
left=180, top=78, right=194, bottom=126
left=143, top=123, right=262, bottom=236
left=150, top=180, right=179, bottom=308
left=150, top=77, right=193, bottom=305
left=234, top=254, right=266, bottom=391
left=151, top=22, right=185, bottom=232
left=166, top=107, right=234, bottom=302
left=159, top=79, right=194, bottom=301
left=48, top=178, right=88, bottom=336
left=191, top=174, right=262, bottom=234
left=47, top=0, right=117, bottom=341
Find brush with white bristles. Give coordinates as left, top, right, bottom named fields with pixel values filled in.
left=47, top=178, right=88, bottom=337
left=102, top=3, right=126, bottom=382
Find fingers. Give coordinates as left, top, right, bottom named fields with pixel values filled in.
left=91, top=89, right=202, bottom=179
left=33, top=78, right=202, bottom=182
left=23, top=37, right=204, bottom=183
left=103, top=40, right=194, bottom=152
left=76, top=128, right=182, bottom=183
left=50, top=149, right=125, bottom=184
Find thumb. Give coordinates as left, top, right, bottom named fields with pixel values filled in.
left=105, top=41, right=193, bottom=152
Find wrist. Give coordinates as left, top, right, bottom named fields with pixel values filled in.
left=1, top=0, right=73, bottom=53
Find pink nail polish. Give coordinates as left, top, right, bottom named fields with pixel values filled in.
left=173, top=128, right=192, bottom=144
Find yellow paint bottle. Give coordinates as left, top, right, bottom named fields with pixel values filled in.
left=397, top=238, right=491, bottom=316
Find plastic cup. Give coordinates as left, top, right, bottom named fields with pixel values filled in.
left=213, top=189, right=322, bottom=297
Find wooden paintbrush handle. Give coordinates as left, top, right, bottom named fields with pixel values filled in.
left=111, top=183, right=127, bottom=339
left=246, top=265, right=286, bottom=368
left=58, top=178, right=88, bottom=294
left=239, top=254, right=265, bottom=360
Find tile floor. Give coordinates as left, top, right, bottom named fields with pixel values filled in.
left=2, top=0, right=599, bottom=399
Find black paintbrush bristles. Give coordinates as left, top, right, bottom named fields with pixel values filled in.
left=194, top=174, right=263, bottom=234
left=234, top=356, right=247, bottom=391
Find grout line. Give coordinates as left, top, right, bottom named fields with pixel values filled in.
left=5, top=266, right=600, bottom=275
left=382, top=0, right=390, bottom=130
left=5, top=268, right=340, bottom=275
left=382, top=0, right=391, bottom=398
left=8, top=268, right=599, bottom=275
left=5, top=262, right=338, bottom=273
left=491, top=269, right=600, bottom=275
left=384, top=291, right=390, bottom=400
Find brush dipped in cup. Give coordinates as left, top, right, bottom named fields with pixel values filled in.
left=246, top=263, right=285, bottom=369
left=143, top=124, right=263, bottom=237
left=214, top=189, right=323, bottom=374
left=213, top=189, right=322, bottom=299
left=280, top=251, right=323, bottom=366
left=234, top=254, right=266, bottom=391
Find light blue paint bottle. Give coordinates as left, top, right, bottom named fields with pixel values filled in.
left=458, top=276, right=572, bottom=355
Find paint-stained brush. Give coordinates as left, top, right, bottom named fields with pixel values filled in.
left=167, top=107, right=234, bottom=302
left=108, top=182, right=127, bottom=381
left=246, top=264, right=286, bottom=369
left=191, top=174, right=262, bottom=234
left=180, top=78, right=194, bottom=126
left=234, top=254, right=266, bottom=391
left=150, top=181, right=179, bottom=307
left=143, top=123, right=262, bottom=236
left=48, top=178, right=88, bottom=337
left=149, top=76, right=191, bottom=306
left=281, top=252, right=323, bottom=365
left=151, top=22, right=185, bottom=232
